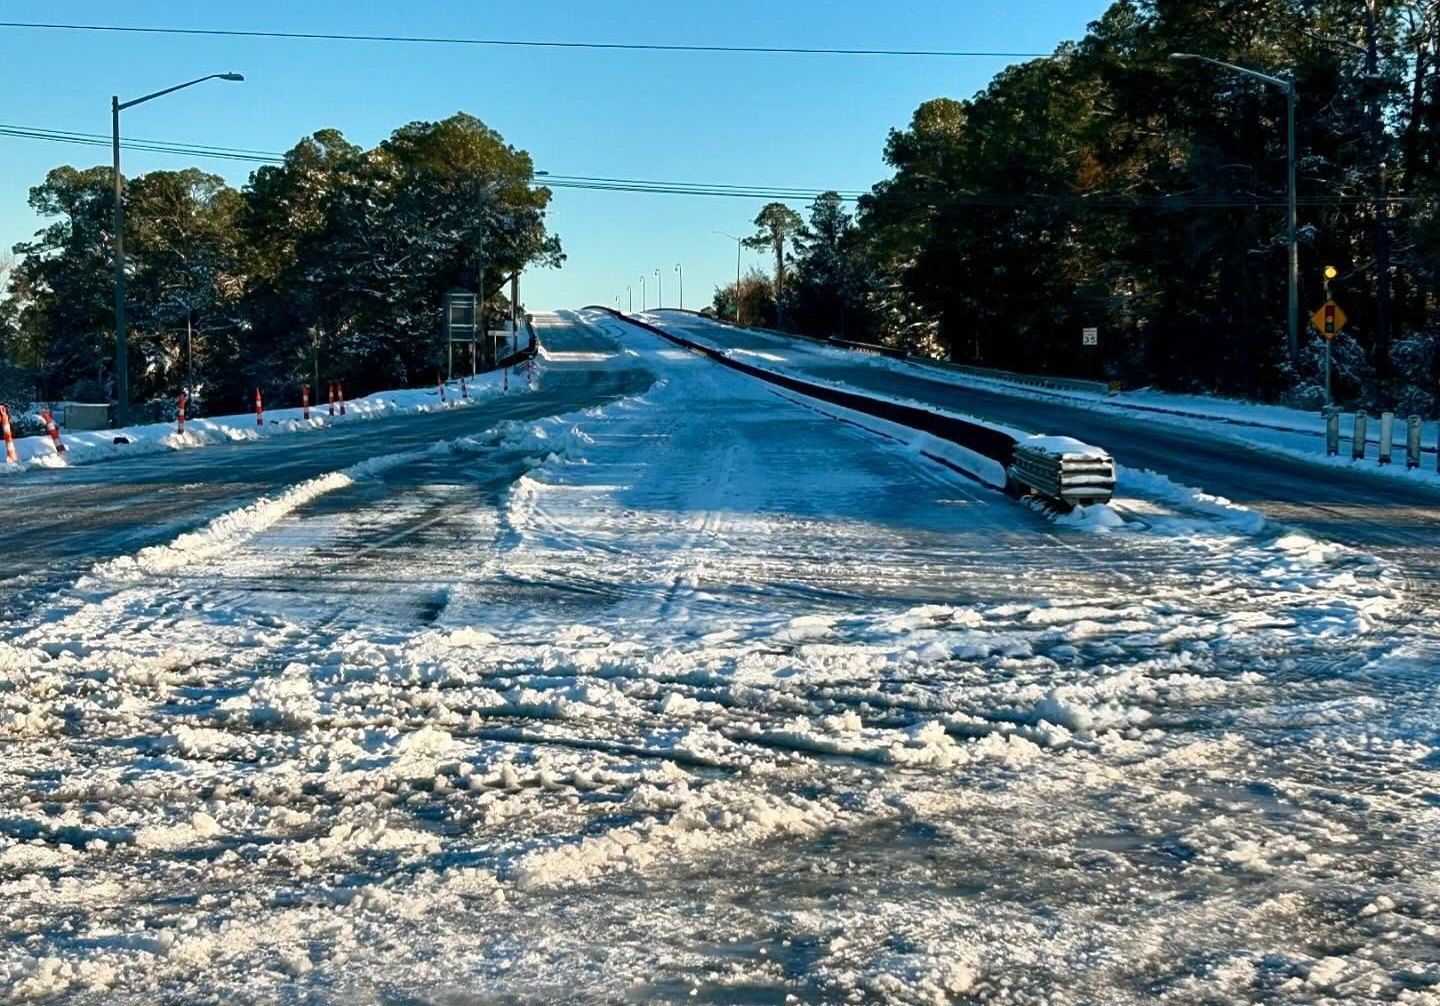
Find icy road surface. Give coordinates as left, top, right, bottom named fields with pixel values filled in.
left=638, top=310, right=1440, bottom=598
left=2, top=311, right=1437, bottom=1004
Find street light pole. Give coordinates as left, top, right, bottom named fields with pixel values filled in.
left=675, top=263, right=684, bottom=310
left=715, top=231, right=744, bottom=324
left=627, top=285, right=632, bottom=312
left=1170, top=53, right=1299, bottom=366
left=111, top=72, right=244, bottom=426
left=655, top=268, right=662, bottom=310
left=640, top=275, right=646, bottom=311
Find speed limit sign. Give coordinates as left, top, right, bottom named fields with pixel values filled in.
left=1082, top=327, right=1098, bottom=346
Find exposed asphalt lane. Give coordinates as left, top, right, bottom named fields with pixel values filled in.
left=0, top=314, right=652, bottom=590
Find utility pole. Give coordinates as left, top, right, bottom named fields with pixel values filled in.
left=640, top=274, right=646, bottom=311
left=511, top=272, right=520, bottom=358
left=627, top=285, right=633, bottom=312
left=1287, top=81, right=1300, bottom=368
left=477, top=257, right=486, bottom=366
left=655, top=268, right=662, bottom=310
left=1364, top=0, right=1394, bottom=369
left=675, top=263, right=684, bottom=310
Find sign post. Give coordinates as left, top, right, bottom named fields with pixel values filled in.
left=444, top=291, right=478, bottom=380
left=1311, top=268, right=1346, bottom=405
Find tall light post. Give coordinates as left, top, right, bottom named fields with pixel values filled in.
left=715, top=231, right=744, bottom=324
left=654, top=268, right=662, bottom=310
left=112, top=71, right=244, bottom=425
left=675, top=263, right=684, bottom=310
left=1170, top=53, right=1298, bottom=366
left=640, top=274, right=647, bottom=311
left=627, top=284, right=632, bottom=312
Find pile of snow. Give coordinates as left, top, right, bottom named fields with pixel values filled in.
left=2, top=368, right=527, bottom=477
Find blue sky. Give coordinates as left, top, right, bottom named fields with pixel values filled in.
left=0, top=0, right=1108, bottom=311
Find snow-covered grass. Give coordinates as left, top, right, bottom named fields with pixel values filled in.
left=0, top=310, right=1434, bottom=1004
left=2, top=369, right=523, bottom=477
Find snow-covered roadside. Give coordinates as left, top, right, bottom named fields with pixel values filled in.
left=0, top=309, right=1435, bottom=1004
left=2, top=368, right=527, bottom=477
left=644, top=310, right=1440, bottom=491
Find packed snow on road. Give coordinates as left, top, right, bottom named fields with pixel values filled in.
left=1, top=312, right=1436, bottom=1004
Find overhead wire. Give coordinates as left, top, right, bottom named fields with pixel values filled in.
left=0, top=21, right=1050, bottom=58
left=0, top=122, right=1423, bottom=210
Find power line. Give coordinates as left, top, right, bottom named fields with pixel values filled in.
left=0, top=122, right=1423, bottom=210
left=0, top=21, right=1050, bottom=58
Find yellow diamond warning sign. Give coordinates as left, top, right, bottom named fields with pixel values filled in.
left=1310, top=300, right=1347, bottom=340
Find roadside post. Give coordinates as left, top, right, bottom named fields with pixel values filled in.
left=1378, top=412, right=1394, bottom=465
left=254, top=388, right=263, bottom=426
left=1352, top=411, right=1368, bottom=460
left=1310, top=274, right=1346, bottom=405
left=1082, top=326, right=1098, bottom=377
left=0, top=405, right=17, bottom=462
left=445, top=290, right=478, bottom=382
left=338, top=381, right=346, bottom=416
left=302, top=384, right=310, bottom=421
left=177, top=391, right=187, bottom=435
left=328, top=381, right=335, bottom=417
left=1405, top=415, right=1421, bottom=469
left=40, top=408, right=66, bottom=454
left=1323, top=408, right=1341, bottom=456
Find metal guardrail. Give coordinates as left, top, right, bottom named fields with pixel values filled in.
left=916, top=359, right=1117, bottom=396
left=591, top=307, right=1115, bottom=508
left=827, top=336, right=908, bottom=359
left=650, top=309, right=1117, bottom=394
left=1008, top=442, right=1116, bottom=505
left=496, top=340, right=538, bottom=370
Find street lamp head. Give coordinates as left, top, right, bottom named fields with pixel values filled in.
left=219, top=73, right=245, bottom=81
left=1324, top=265, right=1338, bottom=280
left=1168, top=53, right=1195, bottom=62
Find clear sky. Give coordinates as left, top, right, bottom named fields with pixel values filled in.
left=0, top=1, right=1109, bottom=311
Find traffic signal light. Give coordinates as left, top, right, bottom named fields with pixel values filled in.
left=1323, top=303, right=1336, bottom=335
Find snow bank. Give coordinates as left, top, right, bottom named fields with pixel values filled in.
left=1, top=367, right=527, bottom=477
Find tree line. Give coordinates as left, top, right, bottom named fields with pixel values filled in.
left=714, top=0, right=1440, bottom=413
left=0, top=113, right=559, bottom=419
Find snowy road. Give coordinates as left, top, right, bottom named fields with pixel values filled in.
left=638, top=311, right=1440, bottom=594
left=2, top=311, right=1438, bottom=1004
left=1, top=317, right=650, bottom=614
